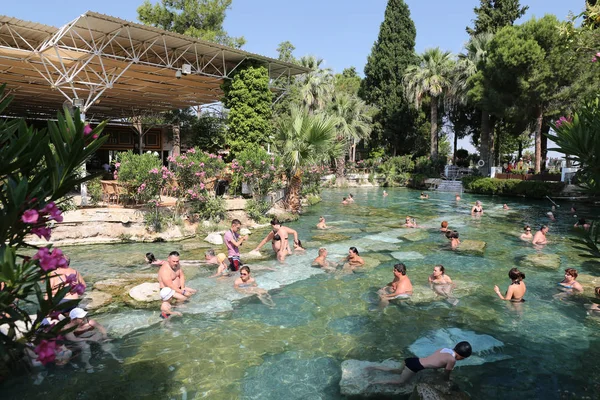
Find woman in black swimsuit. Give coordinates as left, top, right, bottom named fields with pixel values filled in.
left=471, top=200, right=483, bottom=215
left=494, top=268, right=526, bottom=302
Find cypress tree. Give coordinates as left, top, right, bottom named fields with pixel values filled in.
left=466, top=0, right=528, bottom=35
left=359, top=0, right=418, bottom=156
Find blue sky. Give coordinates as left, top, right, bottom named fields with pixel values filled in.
left=3, top=0, right=580, bottom=74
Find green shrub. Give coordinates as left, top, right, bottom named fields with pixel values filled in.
left=87, top=177, right=103, bottom=206
left=231, top=145, right=281, bottom=199
left=246, top=199, right=271, bottom=223
left=115, top=151, right=165, bottom=203
left=463, top=177, right=565, bottom=198
left=189, top=196, right=226, bottom=223
left=144, top=201, right=168, bottom=232
left=306, top=194, right=322, bottom=206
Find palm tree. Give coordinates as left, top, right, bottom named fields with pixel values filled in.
left=298, top=56, right=334, bottom=113
left=275, top=106, right=341, bottom=212
left=404, top=48, right=455, bottom=160
left=329, top=93, right=373, bottom=179
left=456, top=33, right=494, bottom=173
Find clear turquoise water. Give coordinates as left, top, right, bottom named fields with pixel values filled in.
left=3, top=188, right=600, bottom=399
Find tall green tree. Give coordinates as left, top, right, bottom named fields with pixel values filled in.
left=481, top=15, right=574, bottom=172
left=276, top=41, right=297, bottom=63
left=466, top=0, right=528, bottom=35
left=404, top=48, right=456, bottom=160
left=137, top=0, right=245, bottom=48
left=334, top=67, right=362, bottom=97
left=298, top=56, right=334, bottom=113
left=360, top=0, right=418, bottom=156
left=222, top=65, right=273, bottom=157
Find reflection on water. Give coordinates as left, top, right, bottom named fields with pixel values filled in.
left=4, top=188, right=600, bottom=399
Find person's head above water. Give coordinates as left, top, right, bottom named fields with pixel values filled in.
left=205, top=249, right=215, bottom=258
left=540, top=225, right=549, bottom=233
left=145, top=252, right=156, bottom=263
left=565, top=268, right=578, bottom=280
left=318, top=247, right=327, bottom=256
left=349, top=247, right=359, bottom=256
left=595, top=286, right=600, bottom=297
left=433, top=265, right=445, bottom=275
left=453, top=341, right=472, bottom=360
left=441, top=221, right=448, bottom=229
left=445, top=230, right=459, bottom=239
left=524, top=225, right=531, bottom=232
left=270, top=218, right=281, bottom=227
left=509, top=268, right=525, bottom=282
left=319, top=216, right=325, bottom=221
left=394, top=263, right=407, bottom=275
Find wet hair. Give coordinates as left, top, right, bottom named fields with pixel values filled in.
left=595, top=287, right=600, bottom=297
left=205, top=249, right=215, bottom=257
left=231, top=219, right=241, bottom=226
left=270, top=218, right=281, bottom=226
left=445, top=230, right=453, bottom=239
left=319, top=216, right=324, bottom=220
left=447, top=230, right=459, bottom=239
left=454, top=341, right=472, bottom=358
left=349, top=194, right=353, bottom=198
left=524, top=225, right=531, bottom=231
left=343, top=197, right=347, bottom=201
left=146, top=252, right=156, bottom=263
left=394, top=263, right=407, bottom=275
left=441, top=221, right=448, bottom=228
left=421, top=192, right=424, bottom=196
left=578, top=218, right=587, bottom=225
left=509, top=268, right=525, bottom=282
left=435, top=265, right=445, bottom=274
left=349, top=247, right=359, bottom=255
left=565, top=268, right=578, bottom=279
left=240, top=266, right=250, bottom=274
left=168, top=251, right=180, bottom=257
left=296, top=239, right=303, bottom=248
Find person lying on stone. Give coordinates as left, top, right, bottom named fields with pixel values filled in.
left=368, top=341, right=472, bottom=385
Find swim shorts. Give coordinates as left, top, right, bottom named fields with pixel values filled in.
left=405, top=357, right=425, bottom=373
left=228, top=256, right=242, bottom=272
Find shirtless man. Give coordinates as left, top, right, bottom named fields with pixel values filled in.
left=503, top=204, right=510, bottom=210
left=316, top=216, right=328, bottom=230
left=369, top=341, right=472, bottom=385
left=158, top=251, right=196, bottom=301
left=342, top=197, right=349, bottom=205
left=344, top=247, right=365, bottom=269
left=379, top=263, right=413, bottom=304
left=347, top=194, right=355, bottom=203
left=532, top=225, right=549, bottom=246
left=313, top=248, right=335, bottom=271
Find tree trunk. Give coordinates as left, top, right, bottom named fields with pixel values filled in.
left=541, top=122, right=549, bottom=172
left=133, top=116, right=143, bottom=155
left=534, top=106, right=543, bottom=173
left=172, top=123, right=181, bottom=157
left=480, top=110, right=491, bottom=175
left=285, top=170, right=302, bottom=213
left=518, top=140, right=523, bottom=160
left=453, top=130, right=458, bottom=165
left=494, top=128, right=501, bottom=167
left=335, top=155, right=346, bottom=187
left=430, top=98, right=438, bottom=160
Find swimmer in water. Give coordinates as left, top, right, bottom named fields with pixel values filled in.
left=209, top=253, right=231, bottom=278
left=455, top=193, right=461, bottom=201
left=342, top=197, right=349, bottom=205
left=347, top=194, right=355, bottom=203
left=574, top=218, right=591, bottom=231
left=494, top=268, right=526, bottom=302
left=316, top=216, right=328, bottom=230
left=520, top=225, right=532, bottom=241
left=584, top=287, right=600, bottom=315
left=503, top=204, right=510, bottom=210
left=420, top=192, right=429, bottom=199
left=404, top=216, right=418, bottom=228
left=428, top=265, right=456, bottom=302
left=557, top=268, right=583, bottom=293
left=145, top=252, right=164, bottom=266
left=344, top=247, right=365, bottom=269
left=471, top=200, right=483, bottom=215
left=383, top=191, right=388, bottom=197
left=234, top=266, right=275, bottom=307
left=440, top=221, right=449, bottom=232
left=378, top=263, right=413, bottom=307
left=313, top=248, right=336, bottom=271
left=532, top=225, right=549, bottom=246
left=445, top=230, right=460, bottom=249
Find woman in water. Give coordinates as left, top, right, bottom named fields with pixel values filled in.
left=494, top=268, right=526, bottom=302
left=429, top=265, right=456, bottom=303
left=145, top=252, right=164, bottom=266
left=440, top=221, right=449, bottom=232
left=558, top=268, right=584, bottom=292
left=404, top=216, right=418, bottom=228
left=253, top=218, right=300, bottom=261
left=234, top=266, right=274, bottom=307
left=520, top=225, right=533, bottom=240
left=445, top=230, right=460, bottom=249
left=344, top=247, right=365, bottom=269
left=471, top=200, right=483, bottom=215
left=316, top=216, right=328, bottom=229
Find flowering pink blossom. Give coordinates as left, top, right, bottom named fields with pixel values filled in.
left=32, top=227, right=52, bottom=241
left=188, top=148, right=196, bottom=154
left=261, top=160, right=266, bottom=165
left=83, top=125, right=93, bottom=136
left=269, top=166, right=276, bottom=171
left=33, top=248, right=68, bottom=272
left=200, top=183, right=205, bottom=190
left=34, top=339, right=57, bottom=365
left=64, top=273, right=78, bottom=285
left=115, top=162, right=121, bottom=168
left=70, top=283, right=86, bottom=296
left=593, top=56, right=598, bottom=63
left=41, top=202, right=63, bottom=223
left=22, top=209, right=39, bottom=224
left=200, top=162, right=205, bottom=167
left=137, top=183, right=147, bottom=193
left=167, top=156, right=176, bottom=163
left=149, top=168, right=159, bottom=174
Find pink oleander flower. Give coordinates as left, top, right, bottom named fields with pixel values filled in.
left=33, top=248, right=67, bottom=272
left=137, top=183, right=147, bottom=193
left=195, top=172, right=202, bottom=177
left=83, top=125, right=93, bottom=136
left=593, top=56, right=598, bottom=63
left=92, top=134, right=99, bottom=139
left=261, top=160, right=266, bottom=165
left=200, top=162, right=205, bottom=167
left=32, top=227, right=52, bottom=241
left=70, top=283, right=86, bottom=296
left=149, top=168, right=159, bottom=174
left=115, top=162, right=121, bottom=169
left=22, top=209, right=39, bottom=224
left=269, top=166, right=275, bottom=171
left=64, top=273, right=78, bottom=285
left=200, top=183, right=205, bottom=190
left=167, top=156, right=176, bottom=163
left=34, top=339, right=57, bottom=365
left=188, top=148, right=196, bottom=154
left=41, top=202, right=63, bottom=223
left=113, top=172, right=118, bottom=180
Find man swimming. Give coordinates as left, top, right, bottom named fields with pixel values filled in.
left=316, top=216, right=328, bottom=229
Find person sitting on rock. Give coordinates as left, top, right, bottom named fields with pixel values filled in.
left=160, top=287, right=182, bottom=319
left=368, top=341, right=472, bottom=385
left=158, top=251, right=196, bottom=301
left=145, top=252, right=164, bottom=266
left=558, top=268, right=583, bottom=293
left=520, top=225, right=532, bottom=241
left=210, top=253, right=231, bottom=278
left=316, top=216, right=329, bottom=230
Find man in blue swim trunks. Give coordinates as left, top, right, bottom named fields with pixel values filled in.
left=369, top=341, right=472, bottom=384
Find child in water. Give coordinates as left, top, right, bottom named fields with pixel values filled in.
left=210, top=253, right=230, bottom=277
left=160, top=287, right=182, bottom=319
left=369, top=341, right=472, bottom=384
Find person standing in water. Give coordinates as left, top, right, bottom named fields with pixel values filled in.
left=347, top=194, right=355, bottom=203
left=369, top=341, right=472, bottom=385
left=224, top=219, right=248, bottom=271
left=383, top=190, right=388, bottom=197
left=316, top=216, right=328, bottom=229
left=520, top=225, right=533, bottom=240
left=532, top=225, right=549, bottom=246
left=379, top=263, right=413, bottom=306
left=494, top=268, right=526, bottom=302
left=471, top=200, right=483, bottom=215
